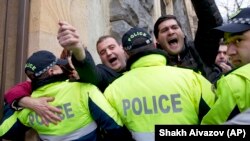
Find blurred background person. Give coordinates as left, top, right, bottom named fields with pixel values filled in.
left=215, top=39, right=232, bottom=74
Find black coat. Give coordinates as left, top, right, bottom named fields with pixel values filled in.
left=159, top=0, right=223, bottom=83
left=72, top=50, right=123, bottom=92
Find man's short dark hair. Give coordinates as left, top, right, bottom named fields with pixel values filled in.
left=96, top=35, right=120, bottom=47
left=153, top=15, right=182, bottom=39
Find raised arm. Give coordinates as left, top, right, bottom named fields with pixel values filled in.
left=191, top=0, right=223, bottom=66
left=57, top=21, right=86, bottom=61
left=57, top=21, right=110, bottom=92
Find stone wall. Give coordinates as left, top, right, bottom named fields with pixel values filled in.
left=110, top=0, right=155, bottom=42
left=109, top=0, right=197, bottom=47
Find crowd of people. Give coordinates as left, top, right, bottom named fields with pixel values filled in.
left=1, top=0, right=250, bottom=140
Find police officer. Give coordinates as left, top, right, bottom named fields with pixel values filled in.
left=201, top=7, right=250, bottom=124
left=104, top=27, right=215, bottom=141
left=0, top=50, right=133, bottom=141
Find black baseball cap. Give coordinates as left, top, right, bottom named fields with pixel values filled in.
left=122, top=27, right=153, bottom=51
left=214, top=7, right=250, bottom=33
left=25, top=50, right=68, bottom=78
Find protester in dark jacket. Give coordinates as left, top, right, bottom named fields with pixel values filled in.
left=154, top=0, right=223, bottom=83
left=58, top=21, right=127, bottom=92
left=71, top=45, right=124, bottom=92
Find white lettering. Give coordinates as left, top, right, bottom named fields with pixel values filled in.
left=159, top=129, right=187, bottom=136
left=189, top=129, right=224, bottom=136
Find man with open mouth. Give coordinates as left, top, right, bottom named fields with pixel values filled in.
left=154, top=0, right=223, bottom=84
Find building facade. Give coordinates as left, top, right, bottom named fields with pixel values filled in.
left=0, top=1, right=197, bottom=140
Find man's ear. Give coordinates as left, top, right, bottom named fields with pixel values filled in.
left=47, top=68, right=54, bottom=75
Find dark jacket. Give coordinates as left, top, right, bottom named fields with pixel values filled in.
left=192, top=0, right=223, bottom=66
left=72, top=50, right=123, bottom=92
left=159, top=0, right=223, bottom=83
left=192, top=0, right=224, bottom=82
left=205, top=64, right=223, bottom=84
left=164, top=40, right=204, bottom=73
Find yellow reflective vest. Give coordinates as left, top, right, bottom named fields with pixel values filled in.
left=1, top=81, right=124, bottom=141
left=202, top=63, right=250, bottom=124
left=104, top=54, right=215, bottom=141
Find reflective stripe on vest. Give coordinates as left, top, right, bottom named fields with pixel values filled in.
left=39, top=122, right=97, bottom=141
left=0, top=112, right=18, bottom=136
left=131, top=131, right=154, bottom=141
